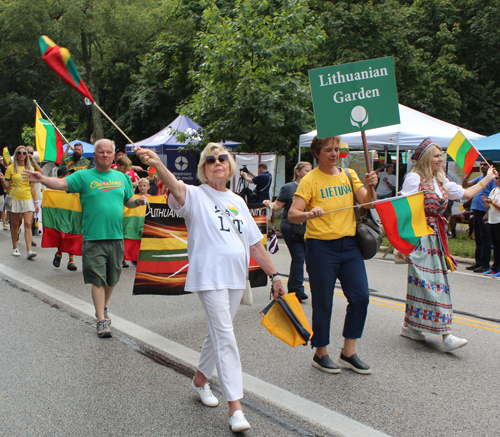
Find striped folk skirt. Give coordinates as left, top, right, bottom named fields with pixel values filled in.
left=405, top=234, right=452, bottom=335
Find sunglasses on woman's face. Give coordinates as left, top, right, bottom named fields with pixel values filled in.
left=205, top=154, right=229, bottom=165
left=17, top=151, right=27, bottom=155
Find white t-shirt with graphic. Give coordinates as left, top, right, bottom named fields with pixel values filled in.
left=169, top=183, right=263, bottom=292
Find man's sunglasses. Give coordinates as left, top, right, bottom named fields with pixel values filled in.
left=17, top=151, right=27, bottom=155
left=205, top=154, right=229, bottom=165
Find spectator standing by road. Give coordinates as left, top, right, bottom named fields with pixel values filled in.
left=61, top=143, right=91, bottom=172
left=1, top=145, right=38, bottom=259
left=241, top=162, right=272, bottom=203
left=136, top=142, right=285, bottom=433
left=462, top=158, right=495, bottom=273
left=23, top=139, right=148, bottom=338
left=288, top=135, right=377, bottom=375
left=375, top=163, right=396, bottom=199
left=0, top=156, right=6, bottom=230
left=264, top=161, right=312, bottom=302
left=399, top=139, right=497, bottom=352
left=482, top=177, right=500, bottom=277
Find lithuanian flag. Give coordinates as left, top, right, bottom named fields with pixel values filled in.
left=123, top=195, right=166, bottom=261
left=339, top=142, right=349, bottom=158
left=447, top=131, right=479, bottom=174
left=3, top=147, right=11, bottom=165
left=42, top=190, right=83, bottom=255
left=35, top=108, right=64, bottom=164
left=39, top=35, right=95, bottom=103
left=374, top=193, right=433, bottom=255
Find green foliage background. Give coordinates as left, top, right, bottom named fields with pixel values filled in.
left=1, top=0, right=500, bottom=176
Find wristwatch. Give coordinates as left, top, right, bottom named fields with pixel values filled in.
left=269, top=273, right=281, bottom=283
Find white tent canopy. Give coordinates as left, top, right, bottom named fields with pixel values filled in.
left=299, top=104, right=485, bottom=151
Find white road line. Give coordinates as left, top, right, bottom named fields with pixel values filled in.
left=0, top=263, right=390, bottom=437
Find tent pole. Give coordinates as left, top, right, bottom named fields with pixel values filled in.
left=298, top=144, right=302, bottom=163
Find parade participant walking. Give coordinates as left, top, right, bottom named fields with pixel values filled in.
left=399, top=138, right=497, bottom=352
left=136, top=142, right=285, bottom=433
left=1, top=145, right=39, bottom=259
left=61, top=142, right=91, bottom=172
left=462, top=158, right=495, bottom=273
left=23, top=139, right=148, bottom=338
left=264, top=161, right=312, bottom=302
left=288, top=135, right=377, bottom=375
left=51, top=166, right=78, bottom=271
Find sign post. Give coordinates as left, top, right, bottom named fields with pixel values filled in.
left=308, top=57, right=400, bottom=197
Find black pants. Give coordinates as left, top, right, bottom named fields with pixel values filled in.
left=488, top=222, right=500, bottom=270
left=472, top=209, right=491, bottom=267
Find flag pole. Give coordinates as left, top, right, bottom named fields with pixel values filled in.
left=33, top=100, right=71, bottom=145
left=92, top=102, right=138, bottom=149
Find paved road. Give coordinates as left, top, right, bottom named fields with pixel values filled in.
left=1, top=228, right=499, bottom=437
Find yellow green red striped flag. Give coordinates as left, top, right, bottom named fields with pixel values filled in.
left=374, top=192, right=433, bottom=255
left=2, top=147, right=11, bottom=165
left=447, top=131, right=479, bottom=174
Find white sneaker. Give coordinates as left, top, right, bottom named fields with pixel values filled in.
left=27, top=250, right=37, bottom=260
left=443, top=335, right=468, bottom=353
left=12, top=248, right=20, bottom=257
left=191, top=381, right=219, bottom=407
left=400, top=323, right=426, bottom=341
left=229, top=410, right=251, bottom=433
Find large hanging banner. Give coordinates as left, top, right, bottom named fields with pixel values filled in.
left=308, top=57, right=400, bottom=138
left=132, top=203, right=268, bottom=295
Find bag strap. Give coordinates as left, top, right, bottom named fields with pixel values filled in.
left=8, top=175, right=23, bottom=198
left=200, top=185, right=249, bottom=278
left=254, top=172, right=272, bottom=193
left=342, top=167, right=362, bottom=223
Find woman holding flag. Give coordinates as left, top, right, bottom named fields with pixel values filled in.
left=399, top=138, right=497, bottom=352
left=0, top=145, right=38, bottom=258
left=288, top=135, right=378, bottom=375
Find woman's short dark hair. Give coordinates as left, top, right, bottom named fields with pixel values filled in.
left=310, top=135, right=341, bottom=159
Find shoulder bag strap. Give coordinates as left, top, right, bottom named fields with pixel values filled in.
left=342, top=167, right=362, bottom=223
left=254, top=172, right=272, bottom=193
left=9, top=175, right=23, bottom=198
left=200, top=185, right=249, bottom=278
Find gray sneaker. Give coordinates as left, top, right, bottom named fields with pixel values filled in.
left=95, top=307, right=111, bottom=325
left=96, top=320, right=112, bottom=338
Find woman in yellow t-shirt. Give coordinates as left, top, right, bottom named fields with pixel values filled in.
left=0, top=145, right=39, bottom=258
left=289, top=135, right=377, bottom=375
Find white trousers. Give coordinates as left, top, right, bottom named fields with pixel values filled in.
left=197, top=288, right=244, bottom=402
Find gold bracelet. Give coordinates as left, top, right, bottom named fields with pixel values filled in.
left=479, top=180, right=486, bottom=189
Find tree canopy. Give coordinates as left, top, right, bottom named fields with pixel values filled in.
left=1, top=0, right=499, bottom=163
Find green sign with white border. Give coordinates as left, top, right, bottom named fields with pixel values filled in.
left=308, top=57, right=400, bottom=138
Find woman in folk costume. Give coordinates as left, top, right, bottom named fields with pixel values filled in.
left=399, top=138, right=497, bottom=352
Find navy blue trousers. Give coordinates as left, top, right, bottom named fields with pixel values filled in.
left=281, top=222, right=306, bottom=295
left=305, top=237, right=369, bottom=348
left=473, top=210, right=491, bottom=268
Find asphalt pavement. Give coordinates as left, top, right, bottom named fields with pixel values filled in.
left=1, top=227, right=500, bottom=437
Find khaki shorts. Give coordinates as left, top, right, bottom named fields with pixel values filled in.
left=82, top=239, right=124, bottom=287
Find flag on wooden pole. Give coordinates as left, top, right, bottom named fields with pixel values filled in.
left=2, top=147, right=11, bottom=165
left=374, top=193, right=433, bottom=255
left=447, top=131, right=479, bottom=174
left=35, top=107, right=64, bottom=164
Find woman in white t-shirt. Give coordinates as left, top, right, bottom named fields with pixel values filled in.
left=136, top=142, right=285, bottom=433
left=483, top=177, right=500, bottom=277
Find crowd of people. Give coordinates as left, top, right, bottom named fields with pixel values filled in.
left=1, top=135, right=498, bottom=433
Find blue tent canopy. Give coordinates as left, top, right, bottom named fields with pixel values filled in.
left=473, top=133, right=500, bottom=162
left=125, top=115, right=239, bottom=153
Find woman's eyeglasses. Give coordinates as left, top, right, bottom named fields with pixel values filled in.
left=205, top=154, right=229, bottom=165
left=17, top=151, right=27, bottom=155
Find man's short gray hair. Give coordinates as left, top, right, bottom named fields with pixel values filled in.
left=94, top=139, right=116, bottom=154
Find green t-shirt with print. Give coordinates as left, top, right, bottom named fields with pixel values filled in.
left=66, top=168, right=134, bottom=241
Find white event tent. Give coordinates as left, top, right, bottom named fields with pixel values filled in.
left=299, top=104, right=485, bottom=153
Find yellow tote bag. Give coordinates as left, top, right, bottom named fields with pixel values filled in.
left=260, top=293, right=313, bottom=347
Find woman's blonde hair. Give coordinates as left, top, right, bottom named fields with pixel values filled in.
left=197, top=142, right=237, bottom=184
left=293, top=161, right=312, bottom=181
left=13, top=145, right=33, bottom=174
left=411, top=145, right=448, bottom=191
left=116, top=155, right=132, bottom=171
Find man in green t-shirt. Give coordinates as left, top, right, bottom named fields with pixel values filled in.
left=23, top=139, right=148, bottom=338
